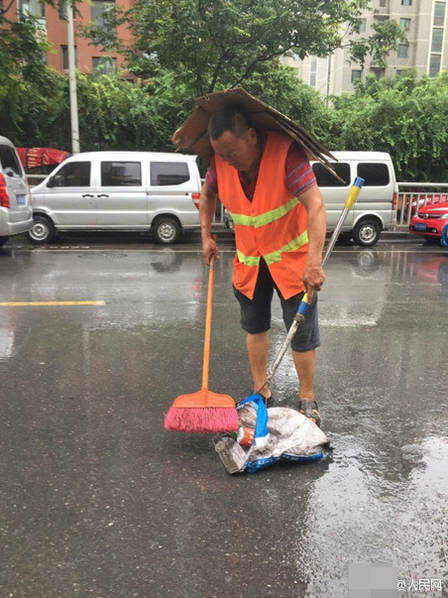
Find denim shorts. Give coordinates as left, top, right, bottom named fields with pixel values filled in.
left=232, top=259, right=320, bottom=352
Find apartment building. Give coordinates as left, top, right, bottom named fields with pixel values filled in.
left=4, top=0, right=133, bottom=75
left=283, top=0, right=448, bottom=97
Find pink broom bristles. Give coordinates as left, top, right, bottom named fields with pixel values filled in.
left=164, top=389, right=239, bottom=433
left=164, top=406, right=239, bottom=434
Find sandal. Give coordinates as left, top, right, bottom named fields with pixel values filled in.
left=298, top=399, right=321, bottom=427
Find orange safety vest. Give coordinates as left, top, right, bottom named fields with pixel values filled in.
left=215, top=131, right=309, bottom=300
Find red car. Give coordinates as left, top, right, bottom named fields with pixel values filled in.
left=409, top=201, right=448, bottom=246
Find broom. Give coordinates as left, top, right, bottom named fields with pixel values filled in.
left=164, top=256, right=239, bottom=433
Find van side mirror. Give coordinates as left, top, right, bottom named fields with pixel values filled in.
left=47, top=176, right=55, bottom=188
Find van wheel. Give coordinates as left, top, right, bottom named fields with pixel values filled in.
left=27, top=215, right=55, bottom=244
left=0, top=236, right=8, bottom=247
left=352, top=218, right=381, bottom=247
left=153, top=216, right=181, bottom=244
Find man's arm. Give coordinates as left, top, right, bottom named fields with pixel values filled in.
left=199, top=181, right=219, bottom=264
left=298, top=184, right=326, bottom=293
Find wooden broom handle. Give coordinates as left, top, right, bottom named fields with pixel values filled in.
left=202, top=255, right=215, bottom=389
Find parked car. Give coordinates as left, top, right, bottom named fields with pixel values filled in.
left=0, top=136, right=33, bottom=247
left=29, top=151, right=202, bottom=244
left=311, top=151, right=397, bottom=247
left=396, top=192, right=448, bottom=222
left=409, top=201, right=448, bottom=246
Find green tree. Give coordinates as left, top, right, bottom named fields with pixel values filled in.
left=0, top=1, right=69, bottom=145
left=330, top=71, right=448, bottom=181
left=244, top=62, right=332, bottom=146
left=102, top=0, right=404, bottom=95
left=75, top=71, right=193, bottom=151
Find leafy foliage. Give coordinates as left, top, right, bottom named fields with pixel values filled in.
left=0, top=3, right=67, bottom=146
left=109, top=0, right=403, bottom=94
left=330, top=71, right=448, bottom=180
left=244, top=62, right=333, bottom=147
left=75, top=71, right=193, bottom=151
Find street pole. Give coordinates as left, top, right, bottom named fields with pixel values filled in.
left=67, top=1, right=80, bottom=153
left=326, top=53, right=332, bottom=108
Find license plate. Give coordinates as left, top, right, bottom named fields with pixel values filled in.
left=414, top=222, right=427, bottom=231
left=16, top=194, right=26, bottom=205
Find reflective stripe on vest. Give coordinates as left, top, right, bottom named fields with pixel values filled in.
left=236, top=230, right=308, bottom=267
left=229, top=196, right=300, bottom=228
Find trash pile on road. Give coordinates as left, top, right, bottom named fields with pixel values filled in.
left=213, top=395, right=332, bottom=474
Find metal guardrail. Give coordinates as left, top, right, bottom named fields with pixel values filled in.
left=396, top=183, right=448, bottom=227
left=215, top=180, right=448, bottom=228
left=27, top=174, right=46, bottom=187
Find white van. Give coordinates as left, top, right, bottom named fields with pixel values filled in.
left=29, top=151, right=202, bottom=244
left=311, top=151, right=398, bottom=246
left=0, top=136, right=33, bottom=247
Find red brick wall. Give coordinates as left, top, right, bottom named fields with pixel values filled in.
left=6, top=0, right=134, bottom=75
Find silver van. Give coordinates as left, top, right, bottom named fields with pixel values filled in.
left=29, top=151, right=201, bottom=244
left=312, top=151, right=398, bottom=246
left=0, top=136, right=33, bottom=247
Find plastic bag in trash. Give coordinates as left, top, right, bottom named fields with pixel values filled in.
left=214, top=395, right=332, bottom=474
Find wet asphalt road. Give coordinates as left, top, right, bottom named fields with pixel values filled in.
left=0, top=234, right=447, bottom=597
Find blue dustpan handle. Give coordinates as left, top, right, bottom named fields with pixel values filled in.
left=296, top=176, right=365, bottom=317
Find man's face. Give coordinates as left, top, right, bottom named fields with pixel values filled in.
left=210, top=128, right=259, bottom=173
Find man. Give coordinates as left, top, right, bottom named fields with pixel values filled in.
left=199, top=105, right=326, bottom=425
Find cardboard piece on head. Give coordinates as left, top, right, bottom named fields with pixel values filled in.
left=172, top=87, right=336, bottom=169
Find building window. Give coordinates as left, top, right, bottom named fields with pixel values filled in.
left=400, top=18, right=411, bottom=30
left=397, top=43, right=409, bottom=57
left=379, top=0, right=387, bottom=7
left=429, top=53, right=441, bottom=77
left=18, top=0, right=44, bottom=17
left=434, top=2, right=446, bottom=26
left=91, top=0, right=115, bottom=27
left=309, top=57, right=317, bottom=88
left=351, top=69, right=362, bottom=83
left=61, top=46, right=78, bottom=70
left=431, top=28, right=444, bottom=52
left=370, top=67, right=385, bottom=79
left=401, top=0, right=412, bottom=5
left=92, top=57, right=117, bottom=74
left=374, top=15, right=388, bottom=23
left=356, top=19, right=367, bottom=33
left=18, top=0, right=46, bottom=28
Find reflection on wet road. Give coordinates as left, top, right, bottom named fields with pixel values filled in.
left=0, top=244, right=447, bottom=597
